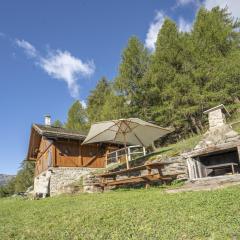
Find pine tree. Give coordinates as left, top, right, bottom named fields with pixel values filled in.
left=115, top=36, right=150, bottom=118
left=192, top=6, right=240, bottom=112
left=66, top=101, right=88, bottom=131
left=14, top=160, right=35, bottom=193
left=52, top=120, right=63, bottom=128
left=87, top=77, right=111, bottom=123
left=145, top=18, right=204, bottom=136
left=100, top=89, right=127, bottom=120
left=192, top=7, right=240, bottom=59
left=73, top=7, right=240, bottom=141
left=146, top=19, right=182, bottom=125
left=0, top=160, right=35, bottom=197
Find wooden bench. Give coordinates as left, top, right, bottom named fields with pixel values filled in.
left=205, top=162, right=239, bottom=176
left=97, top=162, right=178, bottom=189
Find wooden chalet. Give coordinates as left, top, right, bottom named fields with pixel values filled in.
left=27, top=122, right=119, bottom=177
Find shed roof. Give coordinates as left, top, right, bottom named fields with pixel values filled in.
left=32, top=124, right=86, bottom=140
left=203, top=104, right=230, bottom=117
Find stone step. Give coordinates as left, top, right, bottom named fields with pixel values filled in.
left=166, top=174, right=240, bottom=193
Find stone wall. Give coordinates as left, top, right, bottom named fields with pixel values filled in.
left=208, top=108, right=226, bottom=129
left=49, top=167, right=99, bottom=196
left=82, top=174, right=103, bottom=193
left=194, top=125, right=240, bottom=150
left=34, top=170, right=52, bottom=197
left=151, top=155, right=188, bottom=180
left=34, top=167, right=102, bottom=197
left=34, top=157, right=189, bottom=196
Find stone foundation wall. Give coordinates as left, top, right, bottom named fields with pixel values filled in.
left=34, top=157, right=189, bottom=195
left=34, top=167, right=102, bottom=197
left=49, top=167, right=99, bottom=196
left=152, top=155, right=188, bottom=180
left=34, top=170, right=52, bottom=197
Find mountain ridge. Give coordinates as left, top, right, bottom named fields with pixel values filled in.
left=0, top=174, right=15, bottom=186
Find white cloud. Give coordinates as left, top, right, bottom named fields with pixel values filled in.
left=39, top=50, right=95, bottom=98
left=145, top=11, right=165, bottom=51
left=177, top=0, right=194, bottom=5
left=178, top=17, right=192, bottom=32
left=145, top=11, right=192, bottom=51
left=15, top=39, right=37, bottom=57
left=204, top=0, right=240, bottom=19
left=15, top=39, right=95, bottom=99
left=175, top=0, right=201, bottom=8
left=80, top=100, right=87, bottom=109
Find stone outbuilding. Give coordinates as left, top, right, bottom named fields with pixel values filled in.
left=125, top=104, right=240, bottom=185
left=184, top=104, right=240, bottom=180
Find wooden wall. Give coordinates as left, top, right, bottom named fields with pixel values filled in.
left=34, top=137, right=120, bottom=176
left=35, top=137, right=54, bottom=176
left=54, top=140, right=109, bottom=168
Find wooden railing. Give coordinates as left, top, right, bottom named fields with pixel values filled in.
left=106, top=145, right=146, bottom=166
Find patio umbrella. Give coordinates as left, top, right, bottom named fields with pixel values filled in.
left=82, top=118, right=173, bottom=169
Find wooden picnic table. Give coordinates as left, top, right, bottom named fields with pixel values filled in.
left=98, top=162, right=171, bottom=177
left=97, top=162, right=178, bottom=189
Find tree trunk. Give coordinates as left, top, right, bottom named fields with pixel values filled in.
left=190, top=116, right=201, bottom=135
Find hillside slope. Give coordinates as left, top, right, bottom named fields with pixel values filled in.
left=1, top=186, right=240, bottom=239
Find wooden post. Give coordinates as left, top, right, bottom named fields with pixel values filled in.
left=79, top=141, right=82, bottom=163
left=187, top=158, right=195, bottom=180
left=236, top=145, right=240, bottom=175
left=231, top=163, right=235, bottom=174
left=80, top=145, right=84, bottom=166
left=101, top=177, right=105, bottom=192
left=116, top=150, right=119, bottom=163
left=205, top=167, right=208, bottom=177
left=128, top=147, right=131, bottom=161
left=193, top=161, right=198, bottom=178
left=55, top=145, right=57, bottom=167
left=124, top=134, right=129, bottom=169
left=145, top=167, right=152, bottom=189
left=105, top=149, right=109, bottom=167
left=196, top=157, right=202, bottom=178
left=157, top=166, right=163, bottom=176
left=237, top=145, right=240, bottom=162
left=143, top=147, right=146, bottom=156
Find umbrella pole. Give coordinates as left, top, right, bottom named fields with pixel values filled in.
left=124, top=133, right=129, bottom=169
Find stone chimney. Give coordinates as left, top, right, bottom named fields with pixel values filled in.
left=203, top=104, right=230, bottom=131
left=194, top=104, right=240, bottom=150
left=44, top=115, right=51, bottom=126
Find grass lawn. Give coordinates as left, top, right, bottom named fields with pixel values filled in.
left=1, top=186, right=240, bottom=240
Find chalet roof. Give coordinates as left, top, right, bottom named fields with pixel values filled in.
left=32, top=124, right=86, bottom=140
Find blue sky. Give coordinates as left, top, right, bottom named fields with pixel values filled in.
left=0, top=0, right=238, bottom=174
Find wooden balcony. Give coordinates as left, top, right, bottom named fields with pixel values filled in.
left=106, top=145, right=146, bottom=166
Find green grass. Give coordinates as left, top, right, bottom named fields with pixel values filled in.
left=233, top=123, right=240, bottom=133
left=1, top=186, right=240, bottom=239
left=150, top=134, right=202, bottom=161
